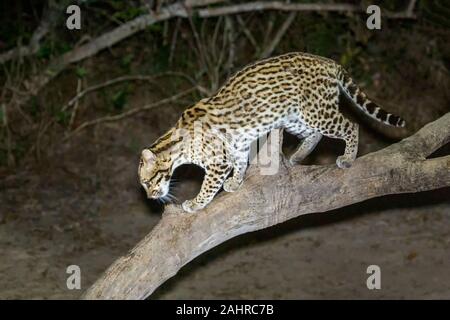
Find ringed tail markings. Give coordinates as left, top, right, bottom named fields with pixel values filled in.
left=337, top=67, right=405, bottom=127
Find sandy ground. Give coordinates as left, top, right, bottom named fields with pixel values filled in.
left=0, top=111, right=449, bottom=300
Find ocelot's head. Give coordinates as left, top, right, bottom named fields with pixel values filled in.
left=138, top=149, right=172, bottom=199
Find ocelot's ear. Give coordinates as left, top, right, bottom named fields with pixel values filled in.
left=141, top=149, right=156, bottom=164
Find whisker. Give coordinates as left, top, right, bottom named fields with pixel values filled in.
left=169, top=180, right=180, bottom=187
left=165, top=193, right=178, bottom=203
left=168, top=193, right=176, bottom=200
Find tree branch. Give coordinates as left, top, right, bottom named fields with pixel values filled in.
left=195, top=1, right=417, bottom=18
left=22, top=0, right=416, bottom=96
left=61, top=72, right=206, bottom=113
left=82, top=113, right=450, bottom=300
left=66, top=87, right=196, bottom=139
left=260, top=12, right=297, bottom=59
left=0, top=0, right=72, bottom=64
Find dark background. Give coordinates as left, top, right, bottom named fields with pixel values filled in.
left=0, top=0, right=449, bottom=299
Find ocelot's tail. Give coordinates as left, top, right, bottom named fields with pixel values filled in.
left=337, top=67, right=405, bottom=127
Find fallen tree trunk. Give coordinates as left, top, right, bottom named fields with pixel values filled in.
left=83, top=113, right=450, bottom=299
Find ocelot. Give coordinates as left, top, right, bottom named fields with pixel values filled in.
left=138, top=52, right=405, bottom=212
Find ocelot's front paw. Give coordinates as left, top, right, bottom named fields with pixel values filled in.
left=182, top=200, right=203, bottom=213
left=223, top=177, right=242, bottom=192
left=336, top=155, right=354, bottom=169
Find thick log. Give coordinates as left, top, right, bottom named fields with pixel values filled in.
left=83, top=113, right=450, bottom=299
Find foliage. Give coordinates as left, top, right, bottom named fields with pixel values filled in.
left=111, top=88, right=129, bottom=111
left=75, top=67, right=88, bottom=78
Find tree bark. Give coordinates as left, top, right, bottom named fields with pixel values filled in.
left=83, top=113, right=450, bottom=300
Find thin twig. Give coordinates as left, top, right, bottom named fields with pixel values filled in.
left=188, top=13, right=209, bottom=76
left=262, top=13, right=276, bottom=52
left=210, top=16, right=222, bottom=64
left=197, top=2, right=360, bottom=17
left=236, top=15, right=259, bottom=52
left=215, top=18, right=229, bottom=91
left=407, top=0, right=417, bottom=14
left=185, top=0, right=226, bottom=7
left=169, top=18, right=182, bottom=66
left=260, top=12, right=297, bottom=59
left=225, top=16, right=236, bottom=74
left=69, top=78, right=83, bottom=129
left=61, top=72, right=207, bottom=112
left=29, top=73, right=206, bottom=155
left=196, top=1, right=417, bottom=19
left=66, top=87, right=196, bottom=139
left=2, top=63, right=33, bottom=125
left=163, top=20, right=170, bottom=46
left=1, top=103, right=14, bottom=166
left=33, top=118, right=55, bottom=161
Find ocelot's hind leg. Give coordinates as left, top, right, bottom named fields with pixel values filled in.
left=314, top=113, right=359, bottom=169
left=289, top=132, right=322, bottom=164
left=285, top=123, right=322, bottom=165
left=335, top=121, right=359, bottom=169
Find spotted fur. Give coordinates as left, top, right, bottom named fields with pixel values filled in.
left=139, top=52, right=405, bottom=212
